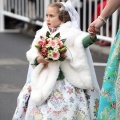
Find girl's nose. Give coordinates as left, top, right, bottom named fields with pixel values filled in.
left=46, top=17, right=50, bottom=21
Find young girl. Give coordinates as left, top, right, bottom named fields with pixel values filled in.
left=13, top=0, right=100, bottom=120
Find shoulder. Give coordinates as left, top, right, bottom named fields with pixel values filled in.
left=59, top=22, right=81, bottom=36
left=60, top=22, right=80, bottom=30
left=35, top=22, right=48, bottom=38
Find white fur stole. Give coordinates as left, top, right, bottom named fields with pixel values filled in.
left=30, top=62, right=60, bottom=105
left=60, top=33, right=94, bottom=89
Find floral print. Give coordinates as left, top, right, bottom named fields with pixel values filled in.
left=13, top=79, right=99, bottom=120
left=97, top=29, right=120, bottom=120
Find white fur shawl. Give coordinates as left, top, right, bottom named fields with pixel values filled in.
left=26, top=22, right=94, bottom=105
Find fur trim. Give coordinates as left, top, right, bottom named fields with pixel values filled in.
left=31, top=62, right=60, bottom=105
left=61, top=33, right=93, bottom=89
left=26, top=47, right=38, bottom=65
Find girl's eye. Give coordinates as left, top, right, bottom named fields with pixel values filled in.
left=46, top=14, right=54, bottom=18
left=50, top=15, right=54, bottom=17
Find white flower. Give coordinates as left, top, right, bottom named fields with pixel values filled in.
left=47, top=52, right=52, bottom=59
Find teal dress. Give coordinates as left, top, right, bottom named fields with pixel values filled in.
left=97, top=29, right=120, bottom=120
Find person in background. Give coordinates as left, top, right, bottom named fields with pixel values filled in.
left=12, top=0, right=100, bottom=119
left=88, top=0, right=120, bottom=119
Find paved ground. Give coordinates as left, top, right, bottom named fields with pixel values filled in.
left=0, top=33, right=32, bottom=120
left=0, top=32, right=109, bottom=120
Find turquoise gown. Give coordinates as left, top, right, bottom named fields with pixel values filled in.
left=97, top=29, right=120, bottom=120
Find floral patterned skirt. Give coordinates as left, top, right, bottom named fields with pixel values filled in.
left=13, top=79, right=99, bottom=120
left=97, top=28, right=120, bottom=120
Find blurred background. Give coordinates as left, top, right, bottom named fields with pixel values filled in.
left=0, top=0, right=120, bottom=119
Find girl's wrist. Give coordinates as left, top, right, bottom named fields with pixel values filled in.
left=90, top=34, right=96, bottom=40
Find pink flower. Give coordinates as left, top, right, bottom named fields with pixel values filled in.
left=58, top=40, right=63, bottom=48
left=47, top=37, right=52, bottom=42
left=60, top=52, right=66, bottom=57
left=49, top=40, right=58, bottom=48
left=38, top=38, right=46, bottom=47
left=52, top=52, right=60, bottom=60
left=41, top=47, right=47, bottom=57
left=41, top=47, right=46, bottom=53
left=67, top=88, right=73, bottom=94
left=33, top=108, right=39, bottom=115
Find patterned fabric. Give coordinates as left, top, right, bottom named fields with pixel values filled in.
left=97, top=28, right=120, bottom=120
left=13, top=78, right=99, bottom=120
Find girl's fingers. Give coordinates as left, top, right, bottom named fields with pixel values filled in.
left=95, top=28, right=100, bottom=34
left=88, top=27, right=100, bottom=34
left=88, top=28, right=95, bottom=34
left=43, top=63, right=48, bottom=68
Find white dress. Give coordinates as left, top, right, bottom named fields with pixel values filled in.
left=13, top=74, right=99, bottom=120
left=13, top=22, right=100, bottom=120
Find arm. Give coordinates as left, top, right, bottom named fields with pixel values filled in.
left=100, top=0, right=120, bottom=21
left=82, top=34, right=98, bottom=48
left=88, top=0, right=120, bottom=34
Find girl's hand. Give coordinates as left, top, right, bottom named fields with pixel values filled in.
left=37, top=55, right=48, bottom=65
left=88, top=26, right=96, bottom=40
left=90, top=33, right=96, bottom=40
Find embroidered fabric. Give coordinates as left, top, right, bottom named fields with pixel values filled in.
left=61, top=0, right=80, bottom=28
left=49, top=26, right=60, bottom=33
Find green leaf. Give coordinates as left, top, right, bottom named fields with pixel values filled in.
left=35, top=45, right=41, bottom=50
left=59, top=47, right=67, bottom=53
left=54, top=32, right=60, bottom=38
left=46, top=31, right=50, bottom=38
left=59, top=57, right=66, bottom=61
left=61, top=39, right=66, bottom=43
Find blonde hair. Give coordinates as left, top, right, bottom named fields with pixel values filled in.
left=48, top=3, right=71, bottom=23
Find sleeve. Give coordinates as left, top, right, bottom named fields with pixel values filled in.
left=66, top=33, right=97, bottom=67
left=61, top=33, right=94, bottom=89
left=82, top=34, right=98, bottom=48
left=66, top=33, right=93, bottom=68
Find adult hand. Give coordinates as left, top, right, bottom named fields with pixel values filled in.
left=88, top=17, right=105, bottom=35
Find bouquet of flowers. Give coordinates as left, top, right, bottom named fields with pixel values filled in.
left=35, top=31, right=67, bottom=61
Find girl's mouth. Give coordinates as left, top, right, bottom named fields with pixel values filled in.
left=47, top=23, right=51, bottom=26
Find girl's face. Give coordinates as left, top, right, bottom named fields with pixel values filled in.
left=46, top=6, right=62, bottom=28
